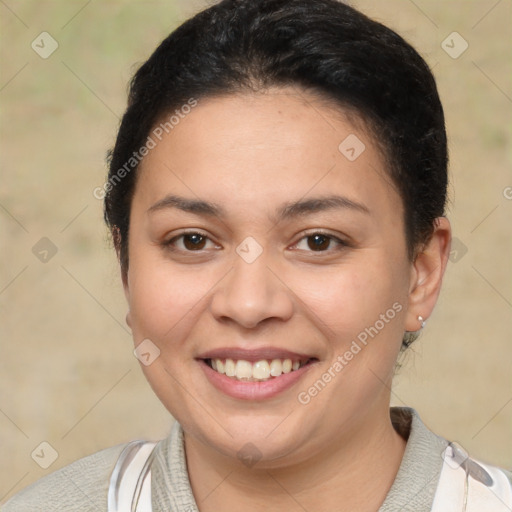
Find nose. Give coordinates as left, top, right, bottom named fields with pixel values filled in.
left=209, top=246, right=294, bottom=329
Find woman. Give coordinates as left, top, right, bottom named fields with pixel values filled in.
left=4, top=0, right=511, bottom=510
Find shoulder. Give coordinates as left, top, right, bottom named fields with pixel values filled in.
left=433, top=443, right=512, bottom=511
left=2, top=442, right=129, bottom=512
left=384, top=407, right=512, bottom=511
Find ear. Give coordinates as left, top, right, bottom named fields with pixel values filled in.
left=405, top=217, right=451, bottom=331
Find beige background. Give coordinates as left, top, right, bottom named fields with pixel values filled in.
left=1, top=0, right=511, bottom=503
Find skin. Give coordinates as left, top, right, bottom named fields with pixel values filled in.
left=121, top=87, right=451, bottom=512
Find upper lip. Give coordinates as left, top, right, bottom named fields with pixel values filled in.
left=196, top=346, right=316, bottom=362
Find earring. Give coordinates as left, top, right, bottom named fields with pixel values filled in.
left=418, top=315, right=426, bottom=330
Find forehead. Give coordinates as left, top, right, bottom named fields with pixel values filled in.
left=134, top=87, right=401, bottom=223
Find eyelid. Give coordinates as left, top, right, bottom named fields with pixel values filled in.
left=290, top=229, right=350, bottom=251
left=165, top=229, right=220, bottom=250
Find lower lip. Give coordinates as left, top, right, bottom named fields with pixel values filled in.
left=198, top=360, right=315, bottom=400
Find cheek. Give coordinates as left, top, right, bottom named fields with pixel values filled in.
left=291, top=256, right=406, bottom=338
left=126, top=253, right=211, bottom=344
left=292, top=262, right=406, bottom=414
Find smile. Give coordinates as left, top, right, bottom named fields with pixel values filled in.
left=196, top=348, right=319, bottom=400
left=205, top=358, right=312, bottom=381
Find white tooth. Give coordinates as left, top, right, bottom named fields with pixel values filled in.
left=215, top=359, right=225, bottom=374
left=292, top=361, right=300, bottom=371
left=235, top=360, right=253, bottom=379
left=211, top=359, right=217, bottom=371
left=225, top=358, right=236, bottom=377
left=270, top=359, right=283, bottom=377
left=253, top=360, right=271, bottom=379
left=282, top=359, right=292, bottom=373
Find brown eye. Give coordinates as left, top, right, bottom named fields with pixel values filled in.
left=182, top=233, right=207, bottom=250
left=307, top=234, right=331, bottom=251
left=293, top=232, right=347, bottom=253
left=165, top=231, right=216, bottom=252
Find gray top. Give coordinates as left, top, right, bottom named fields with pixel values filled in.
left=0, top=407, right=470, bottom=511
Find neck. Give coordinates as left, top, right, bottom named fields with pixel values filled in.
left=184, top=405, right=407, bottom=512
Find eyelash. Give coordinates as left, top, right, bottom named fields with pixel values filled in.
left=164, top=230, right=350, bottom=254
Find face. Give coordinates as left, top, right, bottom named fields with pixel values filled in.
left=123, top=88, right=420, bottom=467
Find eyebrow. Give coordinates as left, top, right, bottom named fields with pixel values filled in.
left=147, top=193, right=370, bottom=222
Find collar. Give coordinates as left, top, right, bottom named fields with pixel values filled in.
left=378, top=407, right=448, bottom=511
